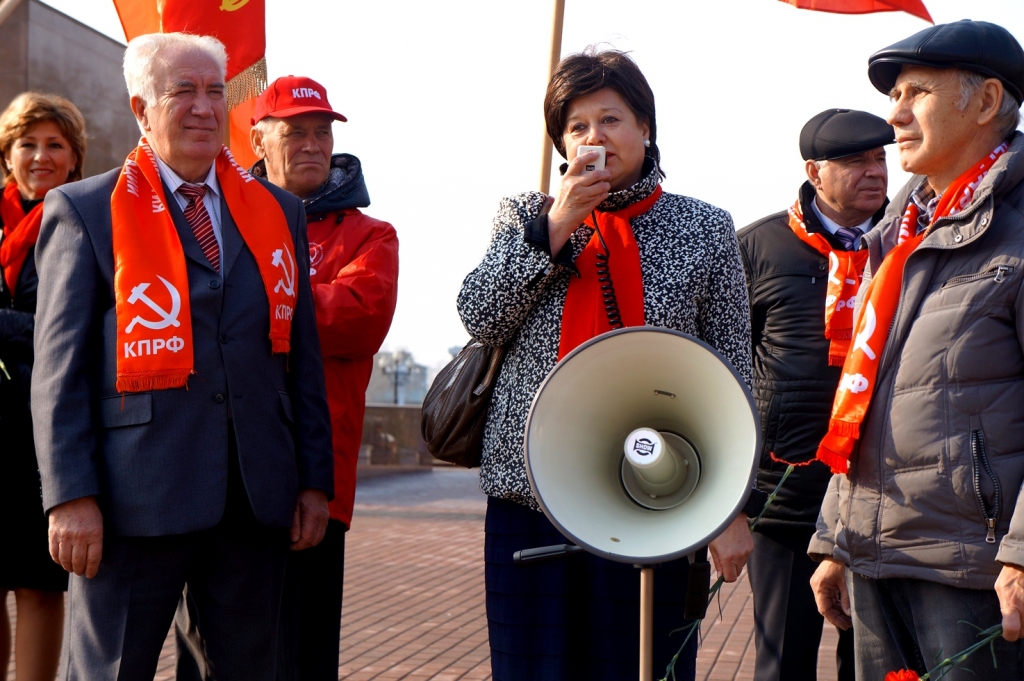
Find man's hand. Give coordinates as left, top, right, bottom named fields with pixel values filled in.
left=811, top=558, right=851, bottom=630
left=708, top=514, right=754, bottom=583
left=290, top=489, right=329, bottom=551
left=995, top=564, right=1024, bottom=641
left=48, top=496, right=104, bottom=578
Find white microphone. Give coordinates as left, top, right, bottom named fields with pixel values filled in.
left=623, top=427, right=691, bottom=502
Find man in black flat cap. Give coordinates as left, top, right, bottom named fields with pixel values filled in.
left=737, top=109, right=892, bottom=681
left=809, top=19, right=1024, bottom=680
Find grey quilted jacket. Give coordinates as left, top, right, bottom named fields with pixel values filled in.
left=810, top=132, right=1024, bottom=588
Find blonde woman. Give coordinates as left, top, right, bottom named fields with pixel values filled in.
left=0, top=92, right=85, bottom=681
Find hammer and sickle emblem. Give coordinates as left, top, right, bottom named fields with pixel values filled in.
left=852, top=301, right=877, bottom=360
left=272, top=243, right=296, bottom=297
left=828, top=251, right=841, bottom=286
left=125, top=276, right=182, bottom=333
left=220, top=0, right=250, bottom=10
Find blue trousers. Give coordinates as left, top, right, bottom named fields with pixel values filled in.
left=485, top=496, right=698, bottom=681
left=848, top=572, right=1024, bottom=680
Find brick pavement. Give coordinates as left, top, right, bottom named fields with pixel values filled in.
left=6, top=468, right=840, bottom=680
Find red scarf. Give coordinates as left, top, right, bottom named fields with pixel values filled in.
left=111, top=139, right=297, bottom=393
left=0, top=182, right=44, bottom=296
left=786, top=199, right=869, bottom=365
left=817, top=142, right=1009, bottom=474
left=558, top=186, right=661, bottom=360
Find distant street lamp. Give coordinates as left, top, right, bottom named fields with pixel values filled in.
left=379, top=351, right=416, bottom=405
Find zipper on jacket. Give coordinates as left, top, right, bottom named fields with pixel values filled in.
left=941, top=265, right=1015, bottom=289
left=971, top=429, right=1002, bottom=544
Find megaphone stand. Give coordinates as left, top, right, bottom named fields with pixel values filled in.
left=638, top=565, right=654, bottom=681
left=514, top=546, right=660, bottom=681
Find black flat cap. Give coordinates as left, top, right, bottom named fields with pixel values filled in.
left=868, top=20, right=1024, bottom=104
left=799, top=109, right=895, bottom=161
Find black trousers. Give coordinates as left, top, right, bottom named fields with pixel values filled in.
left=276, top=518, right=347, bottom=681
left=63, top=435, right=289, bottom=681
left=747, top=525, right=855, bottom=681
left=176, top=519, right=347, bottom=681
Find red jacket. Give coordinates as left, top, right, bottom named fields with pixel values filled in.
left=308, top=206, right=398, bottom=526
left=263, top=153, right=399, bottom=528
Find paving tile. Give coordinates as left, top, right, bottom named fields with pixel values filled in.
left=5, top=469, right=841, bottom=680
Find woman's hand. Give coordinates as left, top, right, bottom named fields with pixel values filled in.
left=708, top=513, right=754, bottom=583
left=547, top=150, right=612, bottom=255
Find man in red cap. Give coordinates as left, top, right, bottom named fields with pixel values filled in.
left=176, top=75, right=398, bottom=680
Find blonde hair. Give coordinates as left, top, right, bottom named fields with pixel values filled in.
left=0, top=92, right=87, bottom=185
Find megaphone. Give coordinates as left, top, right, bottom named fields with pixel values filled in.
left=522, top=326, right=759, bottom=681
left=524, top=326, right=760, bottom=564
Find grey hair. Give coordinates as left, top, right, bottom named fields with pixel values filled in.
left=123, top=33, right=228, bottom=113
left=814, top=159, right=829, bottom=170
left=957, top=69, right=1021, bottom=140
left=253, top=116, right=280, bottom=136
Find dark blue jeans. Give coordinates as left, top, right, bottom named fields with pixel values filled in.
left=848, top=572, right=1024, bottom=680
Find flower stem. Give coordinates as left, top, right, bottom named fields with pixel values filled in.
left=918, top=624, right=1003, bottom=680
left=659, top=465, right=795, bottom=680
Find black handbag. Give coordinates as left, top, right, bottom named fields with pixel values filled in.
left=421, top=341, right=507, bottom=468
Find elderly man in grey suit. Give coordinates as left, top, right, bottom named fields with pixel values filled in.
left=30, top=32, right=334, bottom=680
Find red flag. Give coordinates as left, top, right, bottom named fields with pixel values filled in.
left=780, top=0, right=933, bottom=23
left=112, top=0, right=266, bottom=167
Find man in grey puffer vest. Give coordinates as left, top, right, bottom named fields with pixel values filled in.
left=808, top=20, right=1024, bottom=680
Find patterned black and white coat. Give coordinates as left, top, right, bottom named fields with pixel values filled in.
left=457, top=165, right=753, bottom=510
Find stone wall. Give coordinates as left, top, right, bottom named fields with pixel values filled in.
left=0, top=1, right=138, bottom=178
left=361, top=404, right=433, bottom=467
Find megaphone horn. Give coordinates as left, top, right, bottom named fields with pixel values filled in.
left=523, top=326, right=760, bottom=681
left=524, top=326, right=760, bottom=564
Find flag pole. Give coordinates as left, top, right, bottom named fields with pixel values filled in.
left=538, top=0, right=565, bottom=194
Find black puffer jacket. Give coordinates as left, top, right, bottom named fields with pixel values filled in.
left=737, top=182, right=886, bottom=530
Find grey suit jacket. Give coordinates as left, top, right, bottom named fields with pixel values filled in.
left=31, top=167, right=334, bottom=536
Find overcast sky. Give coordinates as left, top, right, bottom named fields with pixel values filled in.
left=44, top=0, right=1024, bottom=368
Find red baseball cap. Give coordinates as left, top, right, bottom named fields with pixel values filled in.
left=251, top=75, right=347, bottom=125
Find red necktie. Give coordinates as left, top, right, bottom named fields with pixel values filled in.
left=178, top=183, right=220, bottom=272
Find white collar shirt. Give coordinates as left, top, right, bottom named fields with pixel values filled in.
left=153, top=155, right=224, bottom=272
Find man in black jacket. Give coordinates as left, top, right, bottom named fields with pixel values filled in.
left=736, top=109, right=894, bottom=681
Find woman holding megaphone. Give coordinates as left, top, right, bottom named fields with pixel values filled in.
left=458, top=48, right=763, bottom=681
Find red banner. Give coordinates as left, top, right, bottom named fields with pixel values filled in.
left=112, top=0, right=158, bottom=40
left=112, top=0, right=266, bottom=167
left=780, top=0, right=933, bottom=23
left=160, top=0, right=265, bottom=82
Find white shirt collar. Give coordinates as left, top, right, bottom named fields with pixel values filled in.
left=153, top=154, right=221, bottom=199
left=811, top=196, right=872, bottom=236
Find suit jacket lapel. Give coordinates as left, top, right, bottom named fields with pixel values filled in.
left=163, top=181, right=218, bottom=274
left=219, top=195, right=245, bottom=279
